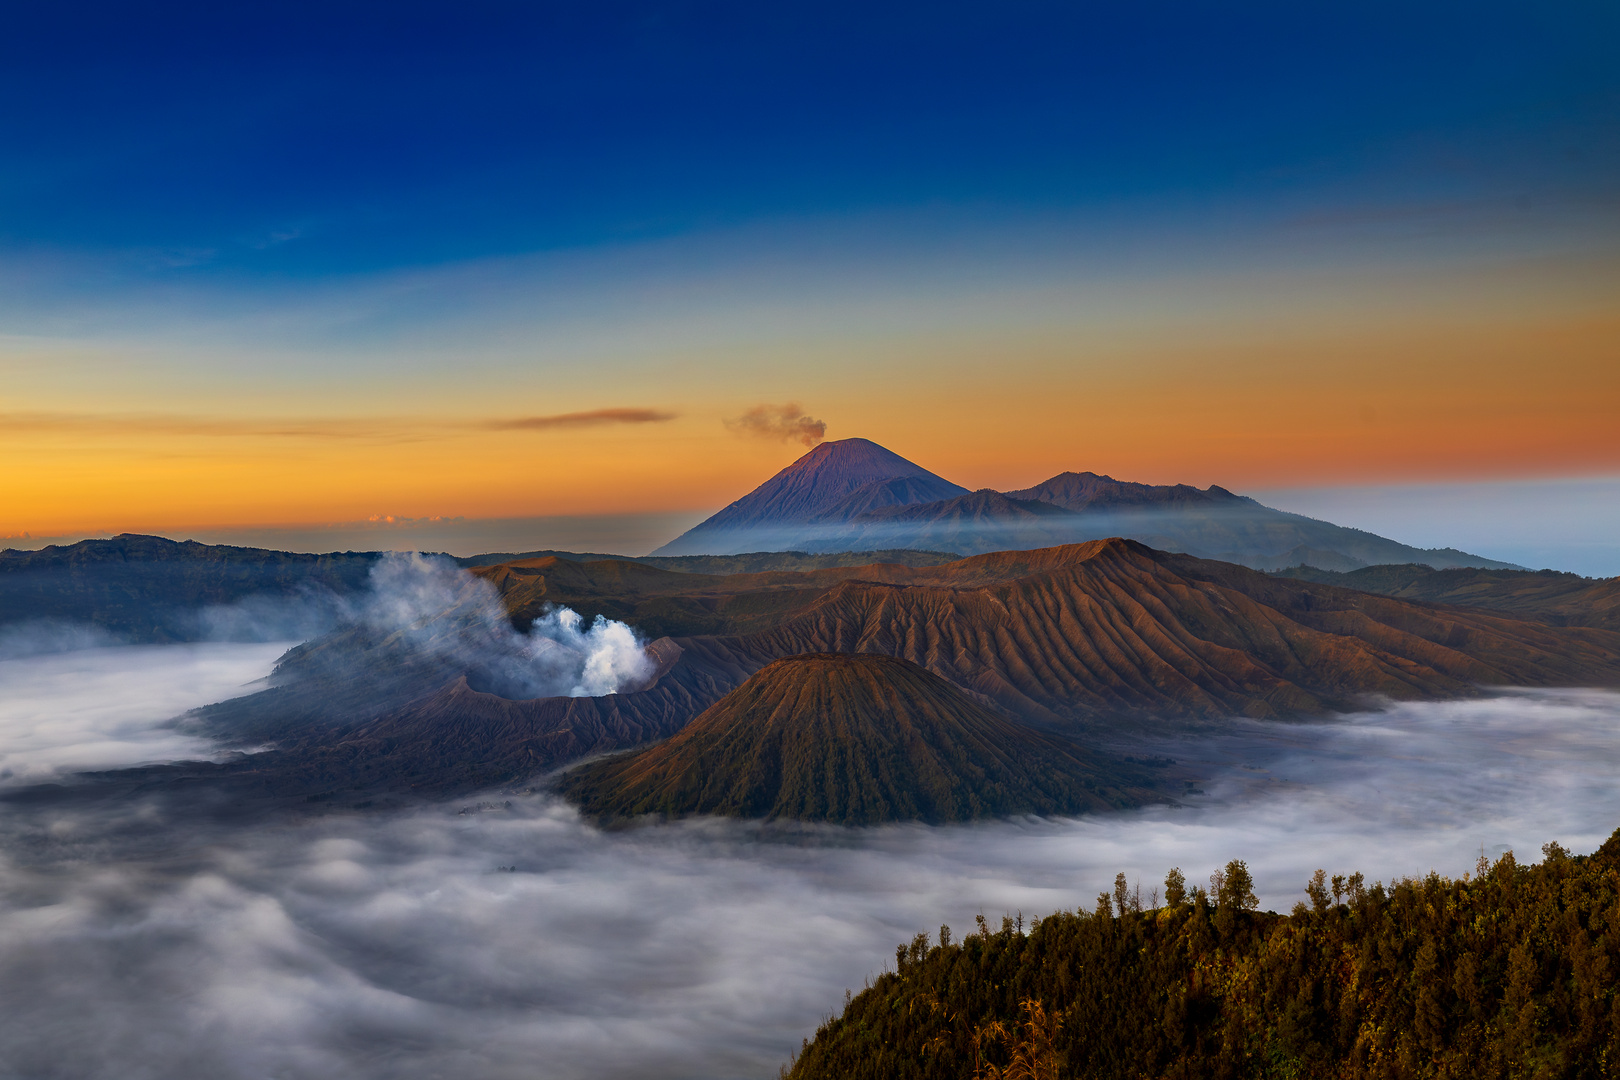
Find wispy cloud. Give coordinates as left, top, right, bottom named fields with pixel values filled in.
left=724, top=403, right=826, bottom=447
left=0, top=409, right=676, bottom=442
left=482, top=408, right=676, bottom=430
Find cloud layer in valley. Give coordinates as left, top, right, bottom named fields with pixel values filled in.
left=2, top=657, right=1620, bottom=1078
left=0, top=642, right=290, bottom=784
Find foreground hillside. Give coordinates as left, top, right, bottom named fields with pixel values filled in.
left=562, top=654, right=1152, bottom=824
left=788, top=833, right=1620, bottom=1079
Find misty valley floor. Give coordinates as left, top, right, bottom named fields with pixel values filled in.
left=3, top=648, right=1620, bottom=1079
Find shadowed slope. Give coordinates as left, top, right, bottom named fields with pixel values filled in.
left=1006, top=471, right=1245, bottom=511
left=653, top=438, right=968, bottom=556
left=0, top=534, right=379, bottom=642
left=1275, top=563, right=1620, bottom=631
left=562, top=653, right=1149, bottom=824
left=647, top=437, right=1515, bottom=570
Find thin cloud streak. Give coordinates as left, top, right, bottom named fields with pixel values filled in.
left=482, top=408, right=675, bottom=430
left=0, top=408, right=676, bottom=442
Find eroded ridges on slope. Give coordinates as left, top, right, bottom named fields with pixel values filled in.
left=695, top=539, right=1620, bottom=726
left=562, top=653, right=1150, bottom=823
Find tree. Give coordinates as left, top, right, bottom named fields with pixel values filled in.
left=1164, top=867, right=1186, bottom=907
left=1217, top=860, right=1257, bottom=912
left=1305, top=868, right=1331, bottom=914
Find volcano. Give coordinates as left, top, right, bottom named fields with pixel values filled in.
left=560, top=652, right=1147, bottom=824
left=650, top=438, right=1519, bottom=572
left=651, top=438, right=968, bottom=556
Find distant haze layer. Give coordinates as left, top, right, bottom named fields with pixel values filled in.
left=2, top=643, right=1619, bottom=1079
left=1256, top=476, right=1620, bottom=578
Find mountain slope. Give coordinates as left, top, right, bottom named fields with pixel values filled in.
left=696, top=540, right=1620, bottom=729
left=561, top=653, right=1149, bottom=823
left=800, top=490, right=1080, bottom=555
left=0, top=534, right=379, bottom=642
left=652, top=438, right=969, bottom=556
left=149, top=540, right=1620, bottom=801
left=1006, top=471, right=1246, bottom=511
left=650, top=440, right=1518, bottom=572
left=817, top=487, right=1519, bottom=570
left=1274, top=564, right=1620, bottom=631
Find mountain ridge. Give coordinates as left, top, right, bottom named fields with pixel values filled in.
left=49, top=537, right=1620, bottom=806
left=561, top=652, right=1153, bottom=824
left=652, top=438, right=968, bottom=555
left=655, top=440, right=1521, bottom=572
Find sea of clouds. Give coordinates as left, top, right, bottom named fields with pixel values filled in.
left=2, top=642, right=1619, bottom=1079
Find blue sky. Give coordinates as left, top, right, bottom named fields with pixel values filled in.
left=2, top=1, right=1617, bottom=568
left=6, top=1, right=1615, bottom=278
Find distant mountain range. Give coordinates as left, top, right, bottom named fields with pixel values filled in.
left=0, top=534, right=381, bottom=644
left=653, top=438, right=1521, bottom=573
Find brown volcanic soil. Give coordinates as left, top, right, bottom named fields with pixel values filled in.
left=562, top=653, right=1150, bottom=824
left=150, top=538, right=1620, bottom=804
left=482, top=539, right=1620, bottom=730
left=1276, top=564, right=1620, bottom=632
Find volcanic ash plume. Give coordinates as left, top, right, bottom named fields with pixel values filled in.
left=725, top=403, right=827, bottom=447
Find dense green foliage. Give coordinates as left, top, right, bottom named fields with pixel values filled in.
left=788, top=834, right=1620, bottom=1079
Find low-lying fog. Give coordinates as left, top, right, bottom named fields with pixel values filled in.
left=0, top=642, right=292, bottom=785
left=3, top=645, right=1620, bottom=1080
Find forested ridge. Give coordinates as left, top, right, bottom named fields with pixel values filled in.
left=787, top=830, right=1620, bottom=1079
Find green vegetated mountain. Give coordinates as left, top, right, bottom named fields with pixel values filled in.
left=562, top=653, right=1151, bottom=824
left=0, top=534, right=380, bottom=641
left=1276, top=563, right=1620, bottom=632
left=155, top=538, right=1620, bottom=808
left=652, top=438, right=1520, bottom=573
left=785, top=834, right=1620, bottom=1079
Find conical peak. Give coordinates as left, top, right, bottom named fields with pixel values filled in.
left=651, top=438, right=970, bottom=553
left=782, top=438, right=932, bottom=480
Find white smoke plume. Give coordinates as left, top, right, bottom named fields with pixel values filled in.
left=356, top=552, right=656, bottom=699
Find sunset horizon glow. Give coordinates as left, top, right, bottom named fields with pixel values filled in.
left=3, top=2, right=1616, bottom=568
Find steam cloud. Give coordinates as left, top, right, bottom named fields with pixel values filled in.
left=4, top=551, right=657, bottom=695
left=2, top=659, right=1619, bottom=1079
left=726, top=403, right=827, bottom=447
left=357, top=552, right=656, bottom=698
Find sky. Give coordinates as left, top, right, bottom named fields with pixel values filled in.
left=2, top=1, right=1617, bottom=559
